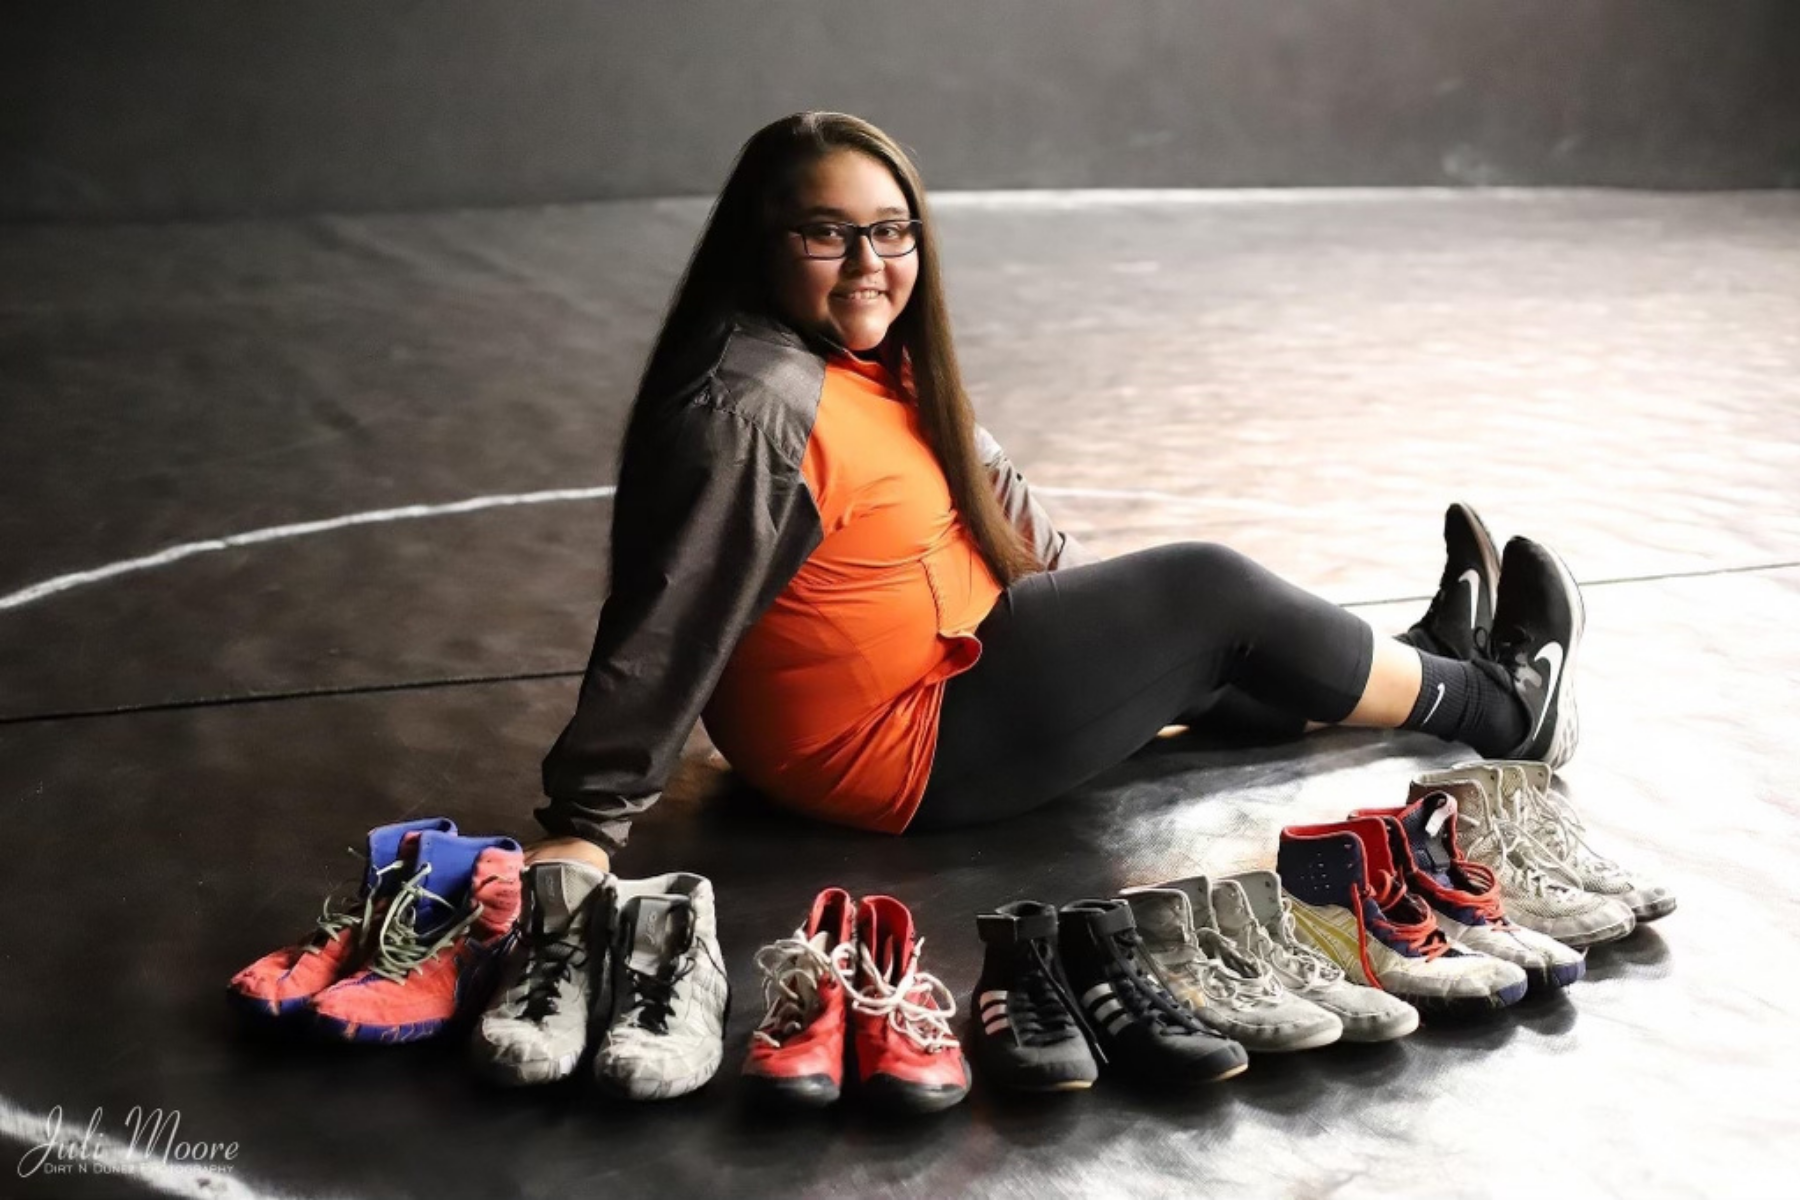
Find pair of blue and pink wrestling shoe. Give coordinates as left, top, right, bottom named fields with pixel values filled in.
left=226, top=818, right=523, bottom=1043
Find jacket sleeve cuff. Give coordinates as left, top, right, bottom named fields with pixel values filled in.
left=533, top=802, right=633, bottom=856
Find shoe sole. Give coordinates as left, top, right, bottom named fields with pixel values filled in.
left=1632, top=896, right=1678, bottom=922
left=313, top=1015, right=449, bottom=1043
left=1394, top=978, right=1528, bottom=1017
left=1334, top=1009, right=1421, bottom=1043
left=1526, top=958, right=1587, bottom=992
left=740, top=1071, right=842, bottom=1108
left=471, top=1049, right=581, bottom=1087
left=980, top=1064, right=1099, bottom=1092
left=225, top=989, right=316, bottom=1022
left=592, top=1070, right=718, bottom=1102
left=1203, top=1057, right=1251, bottom=1082
left=1113, top=1053, right=1249, bottom=1086
left=973, top=1037, right=1100, bottom=1092
left=861, top=1073, right=970, bottom=1113
left=1235, top=1024, right=1343, bottom=1053
left=1547, top=913, right=1635, bottom=948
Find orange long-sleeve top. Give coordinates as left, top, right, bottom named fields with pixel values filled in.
left=539, top=314, right=1091, bottom=853
left=701, top=351, right=1003, bottom=834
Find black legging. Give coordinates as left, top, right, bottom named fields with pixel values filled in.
left=911, top=542, right=1375, bottom=830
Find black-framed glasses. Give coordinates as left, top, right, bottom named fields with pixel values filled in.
left=787, top=219, right=922, bottom=260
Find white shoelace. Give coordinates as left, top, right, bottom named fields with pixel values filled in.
left=841, top=939, right=961, bottom=1053
left=1163, top=929, right=1284, bottom=1008
left=750, top=932, right=856, bottom=1047
left=1461, top=772, right=1591, bottom=898
left=1235, top=903, right=1344, bottom=990
left=1498, top=766, right=1629, bottom=886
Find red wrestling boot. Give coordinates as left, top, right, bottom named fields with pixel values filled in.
left=227, top=817, right=456, bottom=1021
left=311, top=831, right=523, bottom=1043
left=742, top=888, right=858, bottom=1106
left=847, top=895, right=970, bottom=1113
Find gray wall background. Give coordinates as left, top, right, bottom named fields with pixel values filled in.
left=5, top=0, right=1799, bottom=223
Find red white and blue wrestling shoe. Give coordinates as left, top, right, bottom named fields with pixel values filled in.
left=227, top=817, right=456, bottom=1021
left=310, top=830, right=523, bottom=1044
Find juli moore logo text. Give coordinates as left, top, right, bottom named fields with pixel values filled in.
left=17, top=1106, right=239, bottom=1179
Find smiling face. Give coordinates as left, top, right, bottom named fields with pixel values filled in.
left=766, top=149, right=920, bottom=354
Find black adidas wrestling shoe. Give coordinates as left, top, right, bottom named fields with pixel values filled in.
left=1488, top=537, right=1584, bottom=769
left=1398, top=502, right=1501, bottom=660
left=1056, top=900, right=1247, bottom=1084
left=970, top=902, right=1100, bottom=1092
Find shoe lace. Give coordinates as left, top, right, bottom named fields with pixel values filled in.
left=304, top=851, right=406, bottom=955
left=1489, top=620, right=1540, bottom=680
left=1361, top=870, right=1449, bottom=961
left=365, top=865, right=484, bottom=983
left=1488, top=770, right=1600, bottom=891
left=1504, top=768, right=1628, bottom=885
left=1243, top=901, right=1346, bottom=989
left=1013, top=937, right=1105, bottom=1057
left=519, top=902, right=589, bottom=1021
left=1457, top=781, right=1589, bottom=901
left=621, top=958, right=694, bottom=1035
left=1429, top=858, right=1510, bottom=926
left=1161, top=928, right=1283, bottom=1009
left=750, top=933, right=856, bottom=1047
left=1106, top=928, right=1209, bottom=1034
left=843, top=939, right=960, bottom=1054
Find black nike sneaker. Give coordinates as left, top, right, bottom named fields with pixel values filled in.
left=970, top=902, right=1101, bottom=1092
left=1488, top=536, right=1584, bottom=768
left=1399, top=502, right=1501, bottom=660
left=1056, top=900, right=1247, bottom=1084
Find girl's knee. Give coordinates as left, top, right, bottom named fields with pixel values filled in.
left=1154, top=540, right=1276, bottom=625
left=1166, top=540, right=1259, bottom=591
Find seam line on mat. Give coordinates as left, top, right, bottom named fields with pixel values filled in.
left=2, top=558, right=1796, bottom=727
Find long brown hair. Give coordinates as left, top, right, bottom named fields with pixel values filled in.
left=625, top=111, right=1043, bottom=587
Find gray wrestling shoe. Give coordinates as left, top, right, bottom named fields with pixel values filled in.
left=1481, top=760, right=1673, bottom=922
left=1415, top=764, right=1637, bottom=947
left=1120, top=877, right=1342, bottom=1053
left=592, top=872, right=729, bottom=1101
left=1211, top=872, right=1420, bottom=1043
left=472, top=859, right=610, bottom=1085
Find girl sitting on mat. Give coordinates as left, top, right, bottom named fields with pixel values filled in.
left=523, top=111, right=1580, bottom=874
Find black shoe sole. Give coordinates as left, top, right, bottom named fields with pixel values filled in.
left=741, top=1071, right=841, bottom=1108
left=1105, top=1039, right=1250, bottom=1085
left=975, top=1053, right=1100, bottom=1093
left=861, top=1072, right=970, bottom=1114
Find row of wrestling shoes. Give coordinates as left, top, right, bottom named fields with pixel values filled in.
left=1277, top=760, right=1676, bottom=1015
left=738, top=762, right=1678, bottom=1105
left=956, top=759, right=1679, bottom=1093
left=227, top=821, right=730, bottom=1101
left=742, top=874, right=1417, bottom=1107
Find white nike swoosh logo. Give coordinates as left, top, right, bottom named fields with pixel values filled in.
left=1530, top=643, right=1565, bottom=741
left=1421, top=682, right=1446, bottom=724
left=1458, top=568, right=1482, bottom=630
